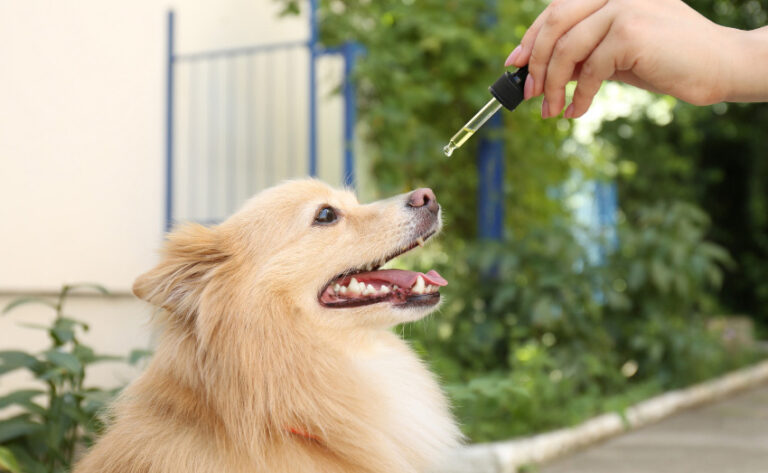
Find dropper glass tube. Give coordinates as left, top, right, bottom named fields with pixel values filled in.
left=443, top=98, right=502, bottom=157
left=443, top=66, right=528, bottom=157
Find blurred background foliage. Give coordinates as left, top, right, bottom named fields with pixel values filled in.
left=278, top=0, right=768, bottom=441
left=0, top=285, right=149, bottom=473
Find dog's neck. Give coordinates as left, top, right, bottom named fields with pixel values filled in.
left=139, top=305, right=460, bottom=472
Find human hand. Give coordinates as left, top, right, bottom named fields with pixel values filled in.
left=505, top=0, right=747, bottom=119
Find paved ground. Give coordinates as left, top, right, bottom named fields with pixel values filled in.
left=539, top=383, right=768, bottom=473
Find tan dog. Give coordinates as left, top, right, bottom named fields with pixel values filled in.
left=74, top=180, right=461, bottom=473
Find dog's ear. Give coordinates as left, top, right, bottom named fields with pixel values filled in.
left=133, top=224, right=229, bottom=318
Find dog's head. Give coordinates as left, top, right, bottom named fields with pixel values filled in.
left=133, top=179, right=445, bottom=331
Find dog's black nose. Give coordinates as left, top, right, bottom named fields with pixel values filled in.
left=407, top=188, right=439, bottom=214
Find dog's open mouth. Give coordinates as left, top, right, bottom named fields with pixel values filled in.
left=318, top=232, right=446, bottom=308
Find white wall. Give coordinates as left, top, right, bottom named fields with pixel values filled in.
left=0, top=0, right=321, bottom=293
left=0, top=0, right=345, bottom=390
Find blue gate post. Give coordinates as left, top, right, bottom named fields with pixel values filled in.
left=308, top=0, right=318, bottom=177
left=165, top=10, right=175, bottom=232
left=341, top=43, right=362, bottom=188
left=477, top=0, right=504, bottom=240
left=477, top=107, right=504, bottom=239
left=595, top=180, right=619, bottom=262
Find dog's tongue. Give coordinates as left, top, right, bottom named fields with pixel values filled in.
left=350, top=269, right=447, bottom=288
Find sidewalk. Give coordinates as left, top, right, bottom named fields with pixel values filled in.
left=539, top=383, right=768, bottom=473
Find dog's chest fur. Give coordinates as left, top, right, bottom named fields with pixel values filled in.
left=351, top=334, right=461, bottom=471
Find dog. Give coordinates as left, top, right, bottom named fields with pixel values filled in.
left=74, top=179, right=462, bottom=473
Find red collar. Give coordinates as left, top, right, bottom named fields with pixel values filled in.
left=286, top=427, right=322, bottom=442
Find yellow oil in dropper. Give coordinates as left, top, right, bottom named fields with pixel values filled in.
left=443, top=98, right=503, bottom=157
left=443, top=65, right=528, bottom=157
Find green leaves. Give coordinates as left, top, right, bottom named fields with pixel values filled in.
left=2, top=298, right=56, bottom=315
left=128, top=349, right=153, bottom=365
left=0, top=416, right=44, bottom=444
left=0, top=284, right=129, bottom=472
left=0, top=391, right=44, bottom=412
left=0, top=352, right=39, bottom=376
left=50, top=318, right=89, bottom=345
left=0, top=446, right=22, bottom=473
left=43, top=350, right=82, bottom=375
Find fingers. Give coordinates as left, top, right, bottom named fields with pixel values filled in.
left=522, top=0, right=609, bottom=98
left=542, top=5, right=613, bottom=117
left=566, top=35, right=621, bottom=118
left=505, top=7, right=551, bottom=67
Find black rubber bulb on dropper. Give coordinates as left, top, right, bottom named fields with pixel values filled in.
left=489, top=64, right=529, bottom=112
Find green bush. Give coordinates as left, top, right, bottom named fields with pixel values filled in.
left=0, top=285, right=148, bottom=473
left=597, top=1, right=768, bottom=327
left=281, top=0, right=764, bottom=442
left=409, top=201, right=753, bottom=441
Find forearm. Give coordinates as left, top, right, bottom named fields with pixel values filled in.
left=724, top=25, right=768, bottom=102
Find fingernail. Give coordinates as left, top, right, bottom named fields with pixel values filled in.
left=524, top=74, right=534, bottom=100
left=564, top=104, right=575, bottom=119
left=542, top=98, right=549, bottom=119
left=505, top=46, right=522, bottom=67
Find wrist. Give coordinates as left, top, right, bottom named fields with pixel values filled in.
left=722, top=26, right=768, bottom=102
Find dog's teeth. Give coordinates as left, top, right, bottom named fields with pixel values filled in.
left=339, top=286, right=348, bottom=295
left=416, top=237, right=425, bottom=247
left=333, top=284, right=341, bottom=293
left=363, top=284, right=375, bottom=296
left=380, top=286, right=390, bottom=294
left=412, top=275, right=425, bottom=294
left=348, top=278, right=362, bottom=295
left=393, top=285, right=399, bottom=290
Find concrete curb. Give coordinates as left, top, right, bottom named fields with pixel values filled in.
left=437, top=359, right=768, bottom=473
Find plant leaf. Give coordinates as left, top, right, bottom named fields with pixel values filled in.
left=14, top=322, right=50, bottom=331
left=64, top=283, right=110, bottom=296
left=73, top=345, right=122, bottom=365
left=0, top=446, right=22, bottom=473
left=0, top=415, right=44, bottom=444
left=4, top=446, right=46, bottom=473
left=43, top=350, right=82, bottom=374
left=0, top=390, right=44, bottom=410
left=128, top=349, right=153, bottom=365
left=0, top=351, right=39, bottom=376
left=2, top=298, right=56, bottom=315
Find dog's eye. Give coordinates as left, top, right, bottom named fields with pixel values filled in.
left=314, top=206, right=338, bottom=225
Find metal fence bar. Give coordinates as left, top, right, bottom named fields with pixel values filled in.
left=207, top=60, right=218, bottom=219
left=246, top=56, right=255, bottom=196
left=286, top=49, right=296, bottom=176
left=165, top=10, right=175, bottom=232
left=308, top=0, right=318, bottom=177
left=165, top=2, right=356, bottom=229
left=341, top=43, right=360, bottom=188
left=226, top=60, right=236, bottom=213
left=264, top=52, right=274, bottom=186
left=174, top=40, right=307, bottom=62
left=187, top=62, right=198, bottom=219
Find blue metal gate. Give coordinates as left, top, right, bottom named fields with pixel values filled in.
left=164, top=3, right=359, bottom=230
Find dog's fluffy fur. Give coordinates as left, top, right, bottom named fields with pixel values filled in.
left=74, top=180, right=461, bottom=473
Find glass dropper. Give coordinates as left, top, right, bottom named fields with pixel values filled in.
left=443, top=65, right=529, bottom=157
left=443, top=98, right=503, bottom=157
